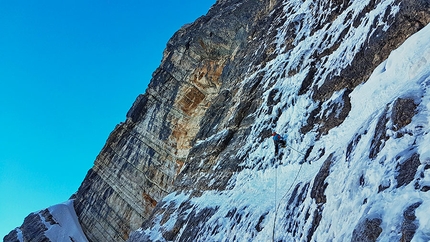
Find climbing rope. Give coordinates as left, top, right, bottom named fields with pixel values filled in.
left=286, top=143, right=307, bottom=156
left=271, top=143, right=306, bottom=242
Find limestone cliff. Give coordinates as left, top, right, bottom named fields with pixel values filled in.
left=5, top=0, right=430, bottom=241
left=71, top=1, right=265, bottom=241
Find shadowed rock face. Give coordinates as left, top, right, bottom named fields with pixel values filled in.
left=6, top=0, right=430, bottom=241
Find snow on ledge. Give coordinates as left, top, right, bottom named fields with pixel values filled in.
left=44, top=200, right=88, bottom=242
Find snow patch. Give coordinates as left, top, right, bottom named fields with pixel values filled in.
left=16, top=228, right=23, bottom=242
left=44, top=200, right=88, bottom=242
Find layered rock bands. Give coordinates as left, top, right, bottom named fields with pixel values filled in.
left=73, top=1, right=269, bottom=241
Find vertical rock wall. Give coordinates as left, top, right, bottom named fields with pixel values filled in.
left=73, top=1, right=270, bottom=241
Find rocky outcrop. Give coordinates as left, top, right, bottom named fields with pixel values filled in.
left=351, top=218, right=383, bottom=242
left=6, top=0, right=430, bottom=241
left=4, top=212, right=50, bottom=242
left=400, top=202, right=422, bottom=241
left=3, top=200, right=87, bottom=242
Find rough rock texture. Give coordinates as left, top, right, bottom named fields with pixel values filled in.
left=73, top=1, right=270, bottom=240
left=3, top=230, right=19, bottom=242
left=400, top=202, right=422, bottom=241
left=4, top=209, right=61, bottom=242
left=351, top=218, right=383, bottom=242
left=396, top=153, right=421, bottom=188
left=4, top=212, right=49, bottom=242
left=6, top=0, right=430, bottom=241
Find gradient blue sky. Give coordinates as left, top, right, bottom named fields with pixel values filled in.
left=0, top=0, right=215, bottom=237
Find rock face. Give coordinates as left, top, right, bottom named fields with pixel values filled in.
left=5, top=0, right=430, bottom=241
left=72, top=1, right=268, bottom=241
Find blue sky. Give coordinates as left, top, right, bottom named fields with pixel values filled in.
left=0, top=0, right=214, bottom=237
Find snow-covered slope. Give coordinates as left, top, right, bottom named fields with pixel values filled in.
left=129, top=0, right=430, bottom=241
left=44, top=200, right=88, bottom=242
